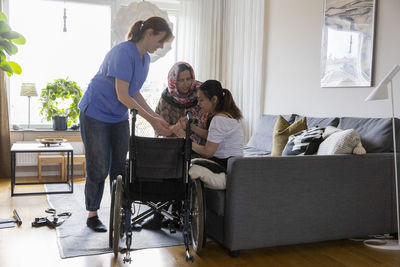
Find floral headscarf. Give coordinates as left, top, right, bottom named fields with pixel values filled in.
left=165, top=62, right=208, bottom=130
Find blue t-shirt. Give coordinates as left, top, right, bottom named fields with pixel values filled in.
left=79, top=41, right=150, bottom=123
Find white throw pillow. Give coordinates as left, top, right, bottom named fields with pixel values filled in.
left=317, top=128, right=366, bottom=155
left=322, top=125, right=342, bottom=139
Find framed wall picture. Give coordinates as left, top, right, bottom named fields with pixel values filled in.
left=320, top=0, right=376, bottom=87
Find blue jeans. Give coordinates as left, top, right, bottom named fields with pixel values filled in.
left=80, top=111, right=129, bottom=211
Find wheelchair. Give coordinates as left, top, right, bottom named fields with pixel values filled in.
left=109, top=109, right=206, bottom=263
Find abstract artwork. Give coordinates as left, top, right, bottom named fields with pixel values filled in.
left=320, top=0, right=376, bottom=87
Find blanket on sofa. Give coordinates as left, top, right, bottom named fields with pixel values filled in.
left=189, top=158, right=227, bottom=189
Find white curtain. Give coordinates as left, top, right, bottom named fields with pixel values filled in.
left=178, top=0, right=265, bottom=141
left=177, top=0, right=223, bottom=81
left=221, top=0, right=265, bottom=141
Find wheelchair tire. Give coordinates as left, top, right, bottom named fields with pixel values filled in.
left=112, top=175, right=123, bottom=256
left=190, top=179, right=205, bottom=254
left=109, top=180, right=116, bottom=249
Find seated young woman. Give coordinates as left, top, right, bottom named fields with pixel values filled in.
left=188, top=80, right=244, bottom=189
left=155, top=61, right=208, bottom=144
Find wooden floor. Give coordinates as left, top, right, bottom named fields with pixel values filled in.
left=1, top=178, right=400, bottom=267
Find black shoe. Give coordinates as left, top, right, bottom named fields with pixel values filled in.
left=141, top=213, right=163, bottom=230
left=161, top=218, right=181, bottom=230
left=86, top=215, right=107, bottom=232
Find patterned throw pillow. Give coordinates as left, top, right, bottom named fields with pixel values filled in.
left=271, top=116, right=307, bottom=156
left=282, top=127, right=325, bottom=156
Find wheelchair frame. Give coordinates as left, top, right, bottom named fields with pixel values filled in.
left=109, top=109, right=206, bottom=263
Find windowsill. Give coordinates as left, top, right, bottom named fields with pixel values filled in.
left=10, top=128, right=81, bottom=143
left=10, top=128, right=80, bottom=132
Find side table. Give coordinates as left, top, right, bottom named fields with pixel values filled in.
left=10, top=142, right=74, bottom=196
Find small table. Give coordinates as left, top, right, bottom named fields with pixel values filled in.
left=10, top=142, right=74, bottom=196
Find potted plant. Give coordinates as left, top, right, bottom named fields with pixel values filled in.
left=40, top=78, right=82, bottom=130
left=0, top=11, right=25, bottom=76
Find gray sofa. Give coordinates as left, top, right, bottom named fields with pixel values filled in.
left=204, top=114, right=400, bottom=256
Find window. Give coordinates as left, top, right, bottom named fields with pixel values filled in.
left=7, top=0, right=178, bottom=137
left=8, top=0, right=111, bottom=127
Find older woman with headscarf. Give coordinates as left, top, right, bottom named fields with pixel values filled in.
left=155, top=61, right=208, bottom=144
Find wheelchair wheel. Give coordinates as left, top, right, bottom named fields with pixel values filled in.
left=190, top=179, right=205, bottom=253
left=109, top=180, right=115, bottom=249
left=111, top=175, right=123, bottom=256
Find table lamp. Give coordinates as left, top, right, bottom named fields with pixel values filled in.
left=20, top=83, right=37, bottom=129
left=364, top=64, right=400, bottom=250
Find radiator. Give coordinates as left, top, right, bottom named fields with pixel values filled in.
left=15, top=153, right=84, bottom=177
left=16, top=153, right=38, bottom=166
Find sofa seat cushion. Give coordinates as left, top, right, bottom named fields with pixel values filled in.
left=204, top=188, right=226, bottom=216
left=243, top=146, right=270, bottom=157
left=337, top=117, right=400, bottom=153
left=271, top=116, right=307, bottom=156
left=246, top=114, right=296, bottom=153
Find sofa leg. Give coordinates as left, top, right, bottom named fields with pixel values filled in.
left=230, top=250, right=240, bottom=258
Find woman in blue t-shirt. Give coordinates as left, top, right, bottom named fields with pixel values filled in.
left=79, top=17, right=173, bottom=232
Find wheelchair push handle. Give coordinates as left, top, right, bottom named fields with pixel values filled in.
left=186, top=110, right=193, bottom=123
left=130, top=109, right=138, bottom=137
left=185, top=111, right=193, bottom=139
left=130, top=109, right=138, bottom=116
left=184, top=111, right=192, bottom=160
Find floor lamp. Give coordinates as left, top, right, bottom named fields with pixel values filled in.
left=20, top=83, right=37, bottom=129
left=364, top=64, right=400, bottom=250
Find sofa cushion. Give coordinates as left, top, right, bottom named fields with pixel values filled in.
left=295, top=115, right=339, bottom=129
left=282, top=127, right=325, bottom=156
left=337, top=117, right=400, bottom=153
left=243, top=146, right=270, bottom=157
left=271, top=116, right=307, bottom=156
left=317, top=127, right=364, bottom=155
left=246, top=114, right=296, bottom=153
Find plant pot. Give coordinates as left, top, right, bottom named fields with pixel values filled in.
left=53, top=115, right=68, bottom=131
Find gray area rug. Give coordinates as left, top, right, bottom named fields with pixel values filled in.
left=45, top=183, right=184, bottom=259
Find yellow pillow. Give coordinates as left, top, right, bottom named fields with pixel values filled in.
left=271, top=116, right=307, bottom=156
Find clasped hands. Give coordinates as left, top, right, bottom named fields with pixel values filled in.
left=154, top=116, right=188, bottom=138
left=169, top=117, right=188, bottom=138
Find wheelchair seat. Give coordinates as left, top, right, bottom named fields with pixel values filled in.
left=109, top=109, right=206, bottom=264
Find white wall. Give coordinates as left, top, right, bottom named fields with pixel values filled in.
left=264, top=0, right=400, bottom=118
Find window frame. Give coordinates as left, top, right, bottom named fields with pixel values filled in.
left=5, top=0, right=180, bottom=129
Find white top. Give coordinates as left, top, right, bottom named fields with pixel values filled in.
left=207, top=116, right=244, bottom=158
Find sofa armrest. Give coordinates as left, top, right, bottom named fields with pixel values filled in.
left=224, top=154, right=397, bottom=251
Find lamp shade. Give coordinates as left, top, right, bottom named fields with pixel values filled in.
left=111, top=1, right=174, bottom=62
left=20, top=83, right=37, bottom=97
left=365, top=65, right=400, bottom=101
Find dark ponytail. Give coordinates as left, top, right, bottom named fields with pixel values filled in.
left=126, top=16, right=173, bottom=43
left=199, top=80, right=243, bottom=120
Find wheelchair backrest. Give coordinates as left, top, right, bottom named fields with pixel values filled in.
left=131, top=136, right=186, bottom=181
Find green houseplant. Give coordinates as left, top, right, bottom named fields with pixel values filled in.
left=0, top=11, right=25, bottom=76
left=40, top=78, right=82, bottom=130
